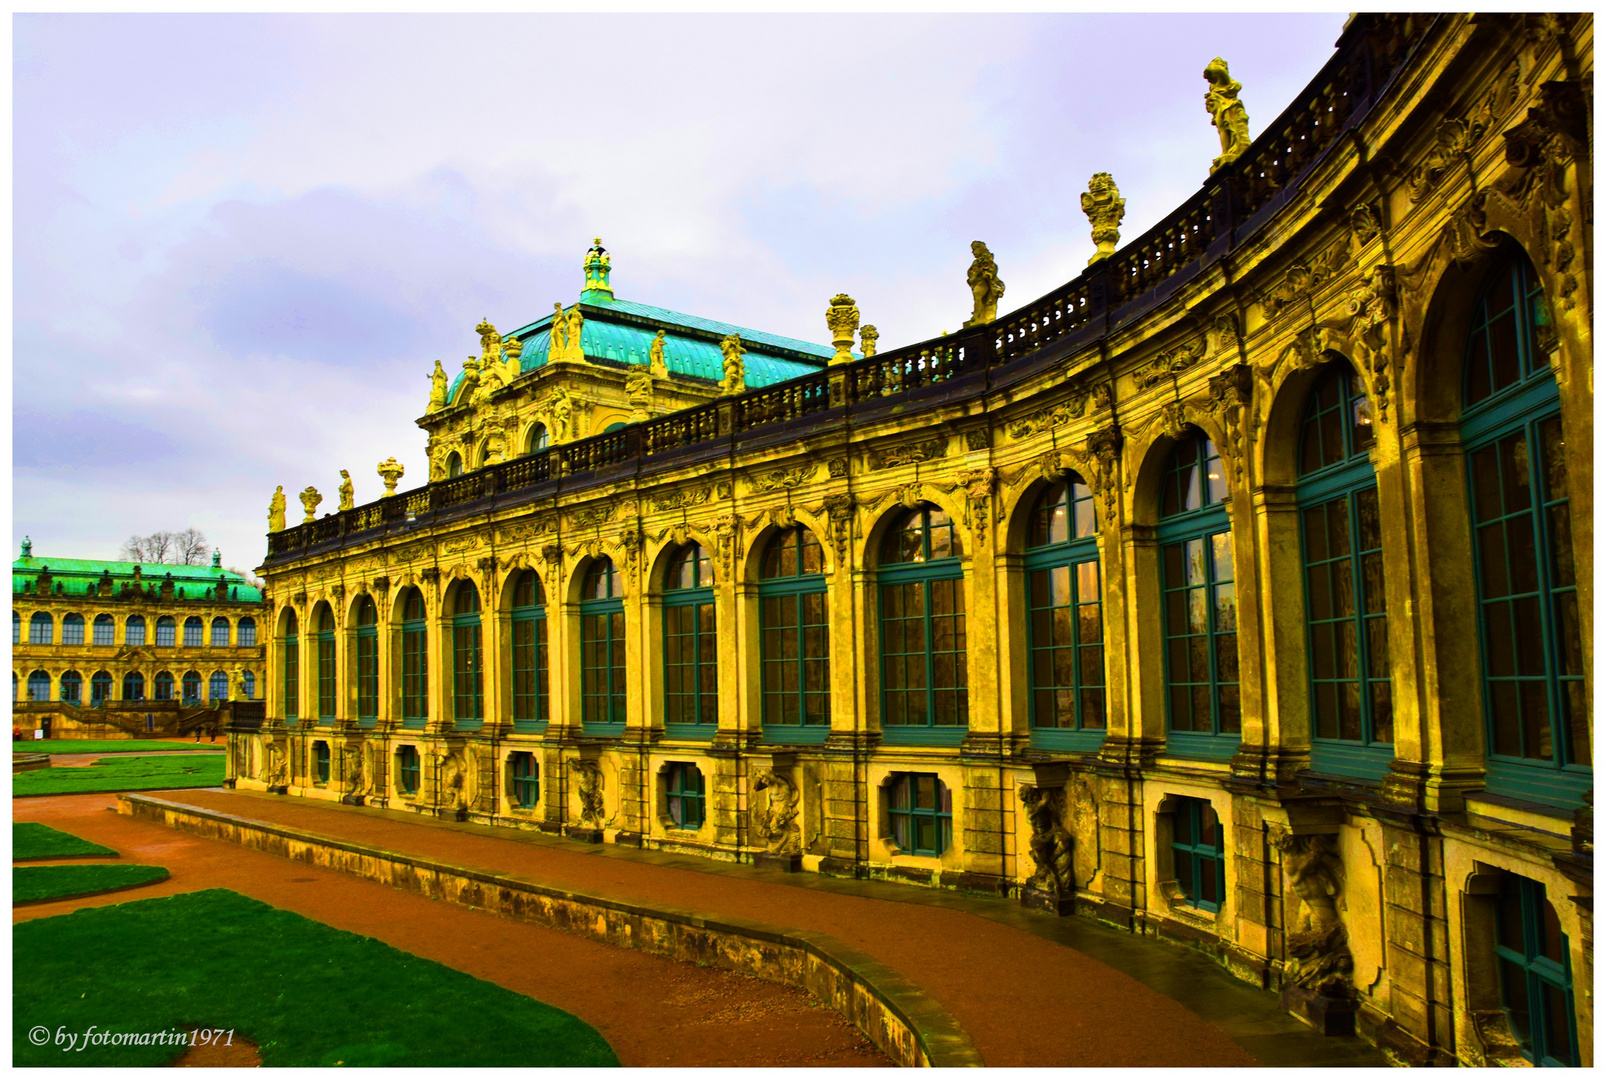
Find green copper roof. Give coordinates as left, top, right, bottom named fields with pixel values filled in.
left=12, top=549, right=262, bottom=603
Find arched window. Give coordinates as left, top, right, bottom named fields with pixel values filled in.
left=90, top=670, right=113, bottom=706
left=603, top=421, right=628, bottom=434
left=1297, top=361, right=1393, bottom=778
left=237, top=616, right=257, bottom=648
left=452, top=583, right=483, bottom=726
left=60, top=670, right=82, bottom=704
left=665, top=762, right=706, bottom=829
left=123, top=671, right=146, bottom=702
left=209, top=670, right=228, bottom=701
left=62, top=613, right=84, bottom=645
left=28, top=669, right=51, bottom=701
left=1026, top=477, right=1104, bottom=747
left=315, top=606, right=336, bottom=721
left=1494, top=873, right=1579, bottom=1065
left=93, top=614, right=114, bottom=646
left=511, top=572, right=548, bottom=730
left=155, top=615, right=177, bottom=647
left=446, top=452, right=464, bottom=478
left=282, top=610, right=300, bottom=721
left=210, top=617, right=230, bottom=647
left=154, top=670, right=174, bottom=701
left=29, top=612, right=53, bottom=645
left=879, top=505, right=967, bottom=735
left=354, top=596, right=378, bottom=723
left=124, top=614, right=146, bottom=647
left=759, top=526, right=829, bottom=732
left=400, top=590, right=427, bottom=727
left=184, top=616, right=204, bottom=647
left=11, top=611, right=19, bottom=644
left=525, top=423, right=550, bottom=455
left=182, top=670, right=202, bottom=704
left=664, top=544, right=717, bottom=732
left=580, top=558, right=626, bottom=729
left=1461, top=250, right=1586, bottom=804
left=243, top=671, right=256, bottom=699
left=1158, top=430, right=1238, bottom=756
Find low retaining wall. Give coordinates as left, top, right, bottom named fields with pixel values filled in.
left=120, top=793, right=980, bottom=1068
left=13, top=753, right=50, bottom=773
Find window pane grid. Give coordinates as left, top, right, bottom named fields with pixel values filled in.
left=1302, top=487, right=1392, bottom=746
left=1171, top=797, right=1226, bottom=911
left=1027, top=557, right=1105, bottom=731
left=510, top=752, right=539, bottom=808
left=887, top=773, right=952, bottom=856
left=760, top=585, right=830, bottom=727
left=512, top=609, right=548, bottom=723
left=581, top=605, right=627, bottom=726
left=282, top=637, right=299, bottom=719
left=664, top=597, right=717, bottom=727
left=666, top=763, right=705, bottom=828
left=355, top=628, right=378, bottom=719
left=1162, top=532, right=1239, bottom=736
left=402, top=622, right=427, bottom=722
left=317, top=632, right=336, bottom=719
left=453, top=619, right=483, bottom=722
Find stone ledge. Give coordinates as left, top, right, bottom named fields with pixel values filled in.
left=119, top=792, right=982, bottom=1068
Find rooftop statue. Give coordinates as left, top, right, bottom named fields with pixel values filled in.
left=859, top=324, right=879, bottom=358
left=547, top=302, right=568, bottom=361
left=299, top=486, right=322, bottom=523
left=548, top=304, right=586, bottom=363
left=963, top=241, right=1005, bottom=327
left=427, top=359, right=448, bottom=413
left=564, top=305, right=586, bottom=361
left=268, top=486, right=286, bottom=533
left=1204, top=57, right=1252, bottom=172
left=1081, top=172, right=1126, bottom=264
left=475, top=317, right=502, bottom=365
left=625, top=364, right=654, bottom=422
left=719, top=333, right=747, bottom=395
left=337, top=469, right=355, bottom=512
left=648, top=329, right=669, bottom=378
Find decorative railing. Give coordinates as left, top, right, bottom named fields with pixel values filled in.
left=265, top=15, right=1429, bottom=562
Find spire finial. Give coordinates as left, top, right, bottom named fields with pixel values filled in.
left=582, top=238, right=613, bottom=300
left=20, top=536, right=31, bottom=558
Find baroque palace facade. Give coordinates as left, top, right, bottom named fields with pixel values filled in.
left=13, top=540, right=267, bottom=737
left=234, top=14, right=1591, bottom=1068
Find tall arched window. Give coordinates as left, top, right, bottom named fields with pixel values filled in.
left=243, top=671, right=256, bottom=700
left=400, top=590, right=427, bottom=727
left=759, top=526, right=829, bottom=735
left=663, top=544, right=717, bottom=733
left=238, top=616, right=257, bottom=647
left=282, top=610, right=300, bottom=721
left=155, top=615, right=177, bottom=647
left=60, top=670, right=82, bottom=704
left=581, top=558, right=627, bottom=730
left=154, top=670, right=174, bottom=701
left=209, top=670, right=228, bottom=701
left=1297, top=361, right=1393, bottom=779
left=511, top=572, right=548, bottom=731
left=879, top=504, right=967, bottom=738
left=184, top=616, right=204, bottom=647
left=1026, top=477, right=1104, bottom=749
left=315, top=606, right=336, bottom=721
left=1461, top=250, right=1587, bottom=805
left=210, top=617, right=230, bottom=647
left=452, top=583, right=483, bottom=727
left=93, top=614, right=114, bottom=646
left=29, top=612, right=53, bottom=645
left=182, top=670, right=202, bottom=704
left=526, top=423, right=550, bottom=454
left=446, top=452, right=464, bottom=478
left=28, top=670, right=51, bottom=701
left=90, top=670, right=113, bottom=706
left=1159, top=430, right=1239, bottom=756
left=354, top=595, right=378, bottom=724
left=125, top=614, right=146, bottom=647
left=123, top=671, right=146, bottom=702
left=62, top=613, right=84, bottom=645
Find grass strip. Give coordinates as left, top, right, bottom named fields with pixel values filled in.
left=14, top=822, right=118, bottom=860
left=14, top=864, right=169, bottom=903
left=12, top=755, right=226, bottom=797
left=13, top=888, right=620, bottom=1067
left=16, top=740, right=223, bottom=756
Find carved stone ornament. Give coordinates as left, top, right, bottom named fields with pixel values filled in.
left=752, top=771, right=802, bottom=855
left=1270, top=829, right=1354, bottom=998
left=437, top=748, right=470, bottom=814
left=719, top=334, right=747, bottom=395
left=826, top=457, right=849, bottom=478
left=964, top=427, right=990, bottom=451
left=1257, top=234, right=1352, bottom=320
left=377, top=458, right=405, bottom=498
left=1081, top=172, right=1126, bottom=264
left=823, top=493, right=856, bottom=560
left=337, top=470, right=355, bottom=512
left=1408, top=115, right=1488, bottom=204
left=299, top=486, right=322, bottom=523
left=268, top=486, right=287, bottom=532
left=1006, top=399, right=1079, bottom=440
left=749, top=463, right=816, bottom=494
left=858, top=324, right=878, bottom=359
left=570, top=501, right=615, bottom=530
left=1134, top=337, right=1207, bottom=390
left=574, top=760, right=605, bottom=827
left=1350, top=202, right=1382, bottom=247
left=1085, top=424, right=1123, bottom=519
left=869, top=436, right=948, bottom=471
left=652, top=486, right=716, bottom=513
left=826, top=294, right=860, bottom=366
left=1020, top=785, right=1076, bottom=896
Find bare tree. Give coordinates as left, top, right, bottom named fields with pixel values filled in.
left=120, top=529, right=209, bottom=566
left=174, top=528, right=210, bottom=565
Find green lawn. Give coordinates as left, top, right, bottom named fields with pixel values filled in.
left=14, top=822, right=118, bottom=860
left=12, top=755, right=226, bottom=797
left=17, top=740, right=222, bottom=756
left=14, top=864, right=169, bottom=903
left=13, top=889, right=619, bottom=1067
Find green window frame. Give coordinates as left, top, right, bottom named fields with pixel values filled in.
left=664, top=544, right=717, bottom=737
left=315, top=607, right=336, bottom=722
left=154, top=670, right=174, bottom=702
left=1026, top=477, right=1104, bottom=751
left=665, top=762, right=705, bottom=829
left=182, top=670, right=202, bottom=704
left=511, top=572, right=549, bottom=732
left=509, top=751, right=539, bottom=809
left=314, top=741, right=331, bottom=785
left=1171, top=796, right=1226, bottom=912
left=400, top=590, right=427, bottom=728
left=759, top=526, right=830, bottom=740
left=879, top=505, right=967, bottom=743
left=1460, top=253, right=1588, bottom=808
left=92, top=615, right=114, bottom=646
left=62, top=613, right=84, bottom=646
left=27, top=670, right=50, bottom=701
left=90, top=670, right=113, bottom=706
left=1297, top=363, right=1393, bottom=780
left=452, top=583, right=483, bottom=728
left=887, top=773, right=951, bottom=856
left=1496, top=874, right=1578, bottom=1067
left=60, top=670, right=82, bottom=703
left=1158, top=431, right=1239, bottom=757
left=581, top=558, right=627, bottom=732
left=397, top=745, right=420, bottom=795
left=282, top=613, right=299, bottom=720
left=29, top=612, right=52, bottom=645
left=354, top=595, right=378, bottom=724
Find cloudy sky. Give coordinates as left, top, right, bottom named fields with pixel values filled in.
left=14, top=12, right=1346, bottom=574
